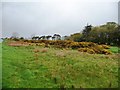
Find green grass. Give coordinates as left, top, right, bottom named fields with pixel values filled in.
left=109, top=46, right=120, bottom=53
left=2, top=41, right=119, bottom=88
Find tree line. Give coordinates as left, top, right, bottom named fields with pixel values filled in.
left=9, top=22, right=120, bottom=46
left=31, top=34, right=61, bottom=40
left=66, top=22, right=120, bottom=46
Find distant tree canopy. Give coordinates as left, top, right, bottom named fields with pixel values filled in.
left=66, top=22, right=120, bottom=46
left=53, top=34, right=61, bottom=40
left=31, top=34, right=61, bottom=40
left=10, top=22, right=119, bottom=46
left=65, top=33, right=82, bottom=41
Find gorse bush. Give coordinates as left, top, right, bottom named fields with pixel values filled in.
left=78, top=48, right=95, bottom=54
left=78, top=47, right=112, bottom=55
left=101, top=45, right=110, bottom=49
left=23, top=40, right=112, bottom=54
left=101, top=49, right=112, bottom=55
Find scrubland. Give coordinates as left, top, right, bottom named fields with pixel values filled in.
left=2, top=40, right=119, bottom=88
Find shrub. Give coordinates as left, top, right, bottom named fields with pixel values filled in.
left=78, top=48, right=95, bottom=54
left=101, top=45, right=110, bottom=49
left=70, top=42, right=80, bottom=49
left=13, top=38, right=20, bottom=41
left=101, top=49, right=112, bottom=55
left=38, top=43, right=46, bottom=47
left=19, top=39, right=112, bottom=55
left=78, top=47, right=112, bottom=55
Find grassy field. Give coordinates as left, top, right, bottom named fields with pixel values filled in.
left=109, top=46, right=120, bottom=53
left=2, top=40, right=119, bottom=88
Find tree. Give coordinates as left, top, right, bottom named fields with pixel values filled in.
left=38, top=37, right=42, bottom=40
left=46, top=35, right=52, bottom=40
left=81, top=24, right=92, bottom=41
left=83, top=22, right=119, bottom=45
left=53, top=34, right=61, bottom=40
left=32, top=36, right=39, bottom=40
left=20, top=37, right=24, bottom=40
left=62, top=36, right=70, bottom=40
left=40, top=36, right=46, bottom=40
left=52, top=36, right=55, bottom=40
left=66, top=33, right=83, bottom=42
left=82, top=24, right=92, bottom=35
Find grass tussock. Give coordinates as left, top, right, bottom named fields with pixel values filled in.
left=40, top=48, right=48, bottom=53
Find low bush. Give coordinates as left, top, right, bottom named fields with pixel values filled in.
left=101, top=49, right=112, bottom=55
left=21, top=40, right=112, bottom=55
left=78, top=47, right=112, bottom=55
left=78, top=48, right=95, bottom=54
left=101, top=45, right=110, bottom=49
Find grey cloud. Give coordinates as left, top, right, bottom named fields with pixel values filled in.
left=2, top=1, right=118, bottom=38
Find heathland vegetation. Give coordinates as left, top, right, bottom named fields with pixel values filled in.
left=2, top=22, right=120, bottom=88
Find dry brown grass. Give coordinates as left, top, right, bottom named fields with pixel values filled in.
left=33, top=49, right=40, bottom=53
left=55, top=51, right=66, bottom=57
left=105, top=53, right=120, bottom=60
left=8, top=41, right=29, bottom=47
left=40, top=48, right=48, bottom=53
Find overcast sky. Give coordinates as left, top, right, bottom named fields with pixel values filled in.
left=1, top=0, right=119, bottom=38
